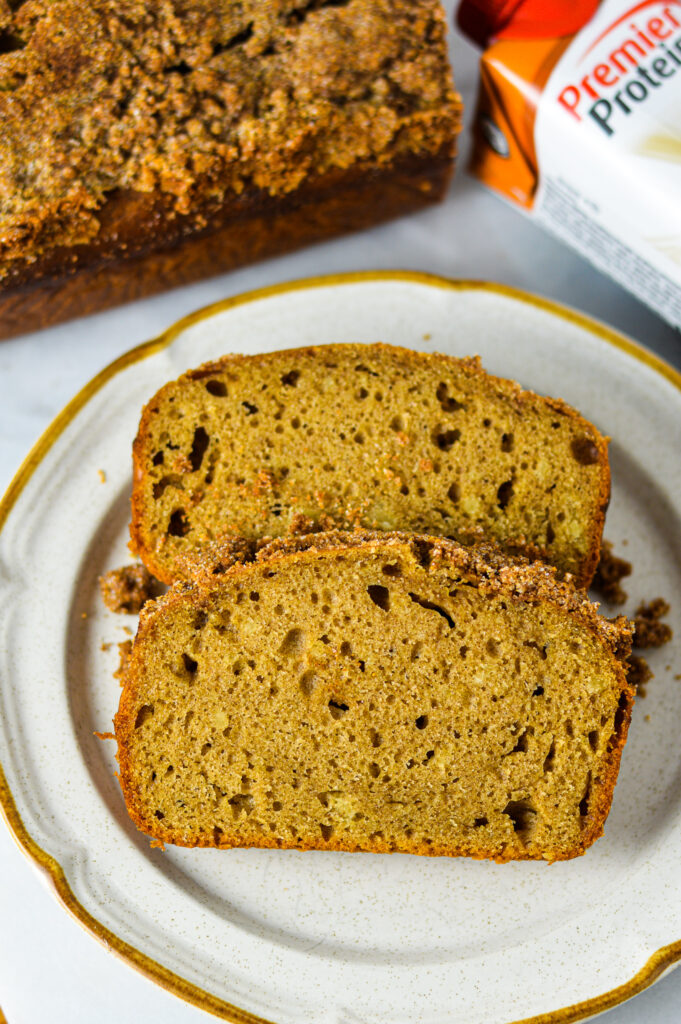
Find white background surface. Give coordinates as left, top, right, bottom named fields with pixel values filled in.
left=0, top=11, right=680, bottom=1024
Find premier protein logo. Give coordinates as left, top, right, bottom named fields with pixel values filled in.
left=557, top=2, right=681, bottom=136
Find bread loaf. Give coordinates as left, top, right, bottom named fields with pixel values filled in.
left=0, top=0, right=460, bottom=338
left=130, top=343, right=610, bottom=587
left=114, top=531, right=633, bottom=862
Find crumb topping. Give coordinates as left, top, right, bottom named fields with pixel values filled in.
left=164, top=528, right=634, bottom=663
left=114, top=639, right=134, bottom=684
left=99, top=563, right=159, bottom=613
left=0, top=0, right=460, bottom=271
left=627, top=654, right=653, bottom=696
left=633, top=598, right=673, bottom=649
left=591, top=540, right=631, bottom=605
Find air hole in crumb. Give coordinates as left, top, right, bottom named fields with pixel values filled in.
left=189, top=426, right=209, bottom=472
left=503, top=798, right=537, bottom=838
left=448, top=482, right=460, bottom=503
left=543, top=740, right=556, bottom=772
left=242, top=401, right=258, bottom=415
left=280, top=628, right=306, bottom=657
left=486, top=638, right=500, bottom=657
left=168, top=509, right=189, bottom=536
left=411, top=642, right=423, bottom=662
left=273, top=801, right=282, bottom=811
left=579, top=775, right=592, bottom=817
left=205, top=379, right=227, bottom=397
left=473, top=816, right=488, bottom=827
left=249, top=591, right=259, bottom=602
left=566, top=720, right=574, bottom=737
left=532, top=685, right=544, bottom=697
left=436, top=382, right=464, bottom=412
left=328, top=699, right=349, bottom=719
left=390, top=415, right=404, bottom=431
left=459, top=645, right=468, bottom=659
left=510, top=728, right=530, bottom=753
left=182, top=653, right=198, bottom=673
left=135, top=705, right=154, bottom=728
left=353, top=432, right=364, bottom=444
left=483, top=418, right=492, bottom=428
left=588, top=730, right=598, bottom=751
left=228, top=794, right=254, bottom=819
left=571, top=437, right=599, bottom=465
left=546, top=522, right=555, bottom=545
left=201, top=742, right=212, bottom=755
left=524, top=640, right=548, bottom=660
left=357, top=387, right=369, bottom=399
left=153, top=474, right=185, bottom=499
left=154, top=810, right=165, bottom=820
left=614, top=691, right=628, bottom=735
left=497, top=479, right=514, bottom=509
left=432, top=428, right=461, bottom=451
left=299, top=670, right=317, bottom=696
left=408, top=593, right=454, bottom=628
left=501, top=432, right=514, bottom=452
left=423, top=750, right=435, bottom=764
left=415, top=715, right=428, bottom=729
left=369, top=762, right=380, bottom=778
left=320, top=824, right=334, bottom=841
left=281, top=369, right=300, bottom=387
left=382, top=563, right=401, bottom=577
left=340, top=641, right=352, bottom=656
left=367, top=584, right=390, bottom=611
left=370, top=728, right=382, bottom=748
left=152, top=451, right=164, bottom=466
left=194, top=611, right=208, bottom=630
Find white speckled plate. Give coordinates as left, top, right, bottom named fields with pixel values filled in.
left=1, top=272, right=681, bottom=1024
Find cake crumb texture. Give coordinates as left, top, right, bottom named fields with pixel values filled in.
left=115, top=531, right=633, bottom=862
left=130, top=343, right=610, bottom=587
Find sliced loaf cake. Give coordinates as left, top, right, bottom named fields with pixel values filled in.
left=114, top=531, right=633, bottom=862
left=129, top=344, right=610, bottom=588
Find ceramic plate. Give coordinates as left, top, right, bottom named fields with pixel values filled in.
left=1, top=272, right=681, bottom=1024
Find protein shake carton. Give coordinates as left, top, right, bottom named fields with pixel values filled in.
left=459, top=0, right=681, bottom=329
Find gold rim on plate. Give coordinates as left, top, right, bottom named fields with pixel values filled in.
left=1, top=270, right=680, bottom=1024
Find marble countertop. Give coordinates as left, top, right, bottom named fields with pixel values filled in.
left=1, top=15, right=680, bottom=1024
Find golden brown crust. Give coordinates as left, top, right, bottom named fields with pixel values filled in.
left=0, top=146, right=454, bottom=340
left=130, top=343, right=611, bottom=589
left=115, top=530, right=634, bottom=862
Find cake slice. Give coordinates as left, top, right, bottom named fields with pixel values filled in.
left=130, top=343, right=610, bottom=588
left=130, top=344, right=606, bottom=589
left=114, top=531, right=633, bottom=862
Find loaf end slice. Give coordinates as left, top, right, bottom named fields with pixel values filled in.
left=130, top=343, right=610, bottom=588
left=115, top=531, right=633, bottom=862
